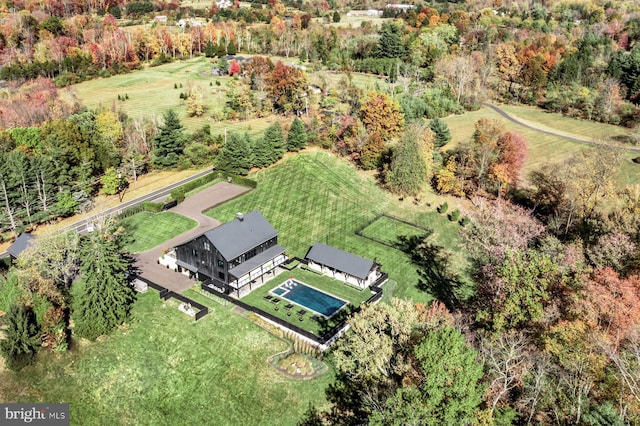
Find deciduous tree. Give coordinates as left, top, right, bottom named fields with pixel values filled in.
left=359, top=91, right=404, bottom=141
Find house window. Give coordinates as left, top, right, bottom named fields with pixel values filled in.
left=217, top=259, right=225, bottom=269
left=218, top=271, right=225, bottom=280
left=192, top=248, right=198, bottom=257
left=246, top=248, right=257, bottom=260
left=204, top=241, right=211, bottom=251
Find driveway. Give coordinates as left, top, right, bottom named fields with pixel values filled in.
left=133, top=182, right=251, bottom=293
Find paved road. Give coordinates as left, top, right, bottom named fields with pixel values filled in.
left=483, top=102, right=640, bottom=154
left=65, top=169, right=214, bottom=234
left=133, top=182, right=251, bottom=294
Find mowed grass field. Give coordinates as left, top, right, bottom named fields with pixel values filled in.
left=0, top=292, right=331, bottom=426
left=73, top=56, right=276, bottom=135
left=205, top=151, right=469, bottom=302
left=72, top=57, right=391, bottom=136
left=119, top=211, right=197, bottom=253
left=443, top=105, right=640, bottom=186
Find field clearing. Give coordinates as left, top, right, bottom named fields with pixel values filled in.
left=499, top=104, right=631, bottom=141
left=72, top=56, right=391, bottom=137
left=442, top=106, right=640, bottom=187
left=205, top=151, right=470, bottom=302
left=0, top=292, right=331, bottom=425
left=316, top=15, right=391, bottom=28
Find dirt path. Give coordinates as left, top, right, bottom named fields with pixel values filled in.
left=483, top=102, right=640, bottom=154
left=133, top=182, right=251, bottom=293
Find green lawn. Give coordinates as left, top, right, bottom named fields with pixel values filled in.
left=240, top=267, right=374, bottom=335
left=442, top=106, right=640, bottom=187
left=205, top=151, right=468, bottom=303
left=119, top=211, right=197, bottom=253
left=0, top=292, right=331, bottom=425
left=359, top=215, right=431, bottom=248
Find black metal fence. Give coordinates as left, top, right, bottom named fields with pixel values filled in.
left=200, top=269, right=389, bottom=346
left=134, top=276, right=209, bottom=321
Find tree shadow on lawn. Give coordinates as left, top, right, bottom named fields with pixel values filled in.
left=397, top=234, right=473, bottom=312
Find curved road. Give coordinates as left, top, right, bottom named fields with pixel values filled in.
left=482, top=102, right=640, bottom=154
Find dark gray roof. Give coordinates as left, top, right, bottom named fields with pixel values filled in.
left=228, top=244, right=286, bottom=279
left=176, top=259, right=198, bottom=273
left=7, top=233, right=35, bottom=258
left=204, top=211, right=278, bottom=261
left=305, top=242, right=374, bottom=280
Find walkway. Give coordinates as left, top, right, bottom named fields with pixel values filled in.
left=483, top=102, right=640, bottom=154
left=133, top=182, right=251, bottom=293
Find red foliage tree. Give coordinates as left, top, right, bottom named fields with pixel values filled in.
left=229, top=60, right=241, bottom=76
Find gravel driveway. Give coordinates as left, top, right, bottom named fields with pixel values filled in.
left=133, top=182, right=251, bottom=293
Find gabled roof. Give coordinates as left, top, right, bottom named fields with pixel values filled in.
left=305, top=242, right=375, bottom=280
left=204, top=211, right=278, bottom=261
left=228, top=244, right=286, bottom=279
left=7, top=233, right=35, bottom=259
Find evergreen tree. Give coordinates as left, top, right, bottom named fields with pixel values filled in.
left=287, top=117, right=307, bottom=151
left=151, top=110, right=185, bottom=169
left=214, top=132, right=254, bottom=175
left=204, top=40, right=216, bottom=58
left=0, top=304, right=41, bottom=371
left=377, top=22, right=404, bottom=59
left=253, top=137, right=271, bottom=168
left=332, top=11, right=341, bottom=23
left=262, top=122, right=285, bottom=165
left=72, top=225, right=135, bottom=341
left=429, top=118, right=451, bottom=148
left=386, top=124, right=434, bottom=195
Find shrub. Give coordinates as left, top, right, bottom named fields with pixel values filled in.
left=437, top=202, right=448, bottom=214
left=170, top=189, right=186, bottom=203
left=448, top=209, right=460, bottom=221
left=459, top=217, right=470, bottom=227
left=142, top=201, right=163, bottom=212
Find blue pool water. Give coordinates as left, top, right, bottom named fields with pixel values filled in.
left=272, top=280, right=347, bottom=317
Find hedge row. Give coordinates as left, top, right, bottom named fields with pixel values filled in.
left=115, top=201, right=164, bottom=220
left=170, top=172, right=257, bottom=203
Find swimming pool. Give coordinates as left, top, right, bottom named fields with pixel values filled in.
left=271, top=280, right=348, bottom=317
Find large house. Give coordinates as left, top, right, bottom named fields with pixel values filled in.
left=174, top=211, right=287, bottom=297
left=305, top=242, right=380, bottom=289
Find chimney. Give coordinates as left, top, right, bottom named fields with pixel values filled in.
left=236, top=212, right=244, bottom=221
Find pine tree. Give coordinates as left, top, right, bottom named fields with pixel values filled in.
left=262, top=122, right=285, bottom=164
left=204, top=40, right=216, bottom=58
left=215, top=132, right=254, bottom=175
left=253, top=137, right=271, bottom=168
left=430, top=118, right=451, bottom=148
left=386, top=124, right=434, bottom=195
left=72, top=225, right=135, bottom=341
left=0, top=304, right=41, bottom=371
left=287, top=117, right=307, bottom=151
left=151, top=110, right=185, bottom=169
